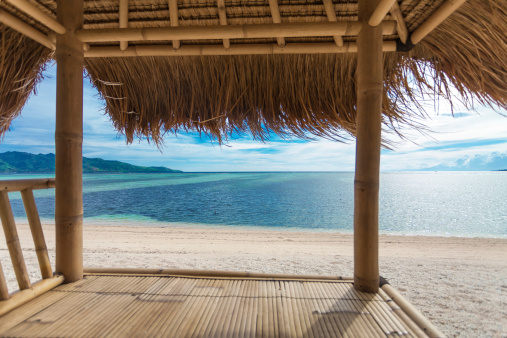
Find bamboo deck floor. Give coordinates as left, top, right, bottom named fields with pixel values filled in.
left=0, top=274, right=429, bottom=337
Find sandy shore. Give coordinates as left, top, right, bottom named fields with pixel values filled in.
left=1, top=223, right=506, bottom=337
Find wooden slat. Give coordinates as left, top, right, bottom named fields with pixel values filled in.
left=20, top=189, right=53, bottom=280
left=0, top=276, right=434, bottom=337
left=0, top=191, right=31, bottom=291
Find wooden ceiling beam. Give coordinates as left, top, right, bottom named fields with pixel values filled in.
left=5, top=0, right=65, bottom=34
left=76, top=21, right=396, bottom=43
left=389, top=1, right=408, bottom=44
left=119, top=0, right=128, bottom=50
left=0, top=9, right=54, bottom=49
left=216, top=0, right=230, bottom=48
left=322, top=0, right=344, bottom=47
left=84, top=41, right=397, bottom=57
left=168, top=0, right=180, bottom=49
left=368, top=0, right=397, bottom=27
left=411, top=0, right=467, bottom=44
left=268, top=0, right=286, bottom=47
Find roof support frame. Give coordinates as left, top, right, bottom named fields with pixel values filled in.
left=168, top=0, right=180, bottom=49
left=369, top=0, right=397, bottom=27
left=0, top=9, right=54, bottom=49
left=119, top=0, right=128, bottom=51
left=389, top=1, right=408, bottom=44
left=75, top=21, right=396, bottom=43
left=5, top=0, right=65, bottom=34
left=216, top=0, right=230, bottom=48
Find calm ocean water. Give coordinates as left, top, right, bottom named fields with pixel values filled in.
left=1, top=172, right=506, bottom=238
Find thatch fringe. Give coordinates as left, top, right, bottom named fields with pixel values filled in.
left=0, top=24, right=52, bottom=138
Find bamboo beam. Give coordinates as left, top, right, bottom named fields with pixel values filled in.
left=389, top=1, right=408, bottom=44
left=368, top=0, right=397, bottom=27
left=322, top=0, right=344, bottom=46
left=75, top=21, right=397, bottom=43
left=84, top=41, right=397, bottom=57
left=0, top=262, right=9, bottom=301
left=268, top=0, right=285, bottom=47
left=119, top=0, right=128, bottom=50
left=382, top=284, right=445, bottom=337
left=411, top=0, right=467, bottom=44
left=5, top=0, right=65, bottom=34
left=84, top=267, right=353, bottom=281
left=354, top=0, right=383, bottom=293
left=55, top=0, right=84, bottom=283
left=0, top=9, right=54, bottom=49
left=0, top=178, right=55, bottom=192
left=216, top=0, right=230, bottom=48
left=0, top=191, right=31, bottom=291
left=0, top=275, right=64, bottom=317
left=168, top=0, right=180, bottom=49
left=20, top=189, right=53, bottom=280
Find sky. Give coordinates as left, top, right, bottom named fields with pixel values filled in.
left=1, top=63, right=506, bottom=172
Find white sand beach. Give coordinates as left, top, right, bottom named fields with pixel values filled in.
left=1, top=223, right=506, bottom=337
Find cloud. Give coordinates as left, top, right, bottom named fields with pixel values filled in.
left=1, top=63, right=507, bottom=172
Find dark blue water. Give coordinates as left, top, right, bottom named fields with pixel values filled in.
left=2, top=172, right=506, bottom=237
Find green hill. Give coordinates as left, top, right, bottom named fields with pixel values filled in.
left=0, top=152, right=182, bottom=173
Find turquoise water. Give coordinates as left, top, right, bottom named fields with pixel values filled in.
left=1, top=172, right=506, bottom=237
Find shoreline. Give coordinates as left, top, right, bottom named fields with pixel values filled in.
left=1, top=223, right=506, bottom=336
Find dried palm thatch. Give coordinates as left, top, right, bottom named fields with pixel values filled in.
left=0, top=0, right=506, bottom=145
left=0, top=24, right=52, bottom=138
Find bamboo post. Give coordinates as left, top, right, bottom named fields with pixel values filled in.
left=353, top=0, right=383, bottom=293
left=0, top=261, right=9, bottom=300
left=20, top=189, right=53, bottom=279
left=119, top=0, right=129, bottom=50
left=268, top=0, right=285, bottom=47
left=168, top=0, right=180, bottom=49
left=55, top=0, right=84, bottom=283
left=0, top=191, right=31, bottom=290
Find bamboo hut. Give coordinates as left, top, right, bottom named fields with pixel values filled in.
left=0, top=0, right=505, bottom=336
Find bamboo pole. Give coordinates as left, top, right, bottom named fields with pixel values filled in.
left=0, top=261, right=9, bottom=300
left=268, top=0, right=285, bottom=47
left=5, top=0, right=66, bottom=34
left=382, top=284, right=445, bottom=337
left=84, top=41, right=397, bottom=57
left=216, top=0, right=230, bottom=48
left=0, top=275, right=64, bottom=317
left=75, top=21, right=397, bottom=43
left=55, top=0, right=84, bottom=283
left=0, top=9, right=54, bottom=49
left=411, top=0, right=467, bottom=44
left=168, top=0, right=180, bottom=49
left=119, top=0, right=129, bottom=51
left=0, top=191, right=31, bottom=291
left=0, top=178, right=55, bottom=192
left=322, top=0, right=344, bottom=46
left=83, top=267, right=353, bottom=281
left=20, top=189, right=53, bottom=280
left=368, top=0, right=397, bottom=27
left=389, top=1, right=408, bottom=44
left=353, top=0, right=383, bottom=294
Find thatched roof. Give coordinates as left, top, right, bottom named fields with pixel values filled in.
left=0, top=0, right=506, bottom=144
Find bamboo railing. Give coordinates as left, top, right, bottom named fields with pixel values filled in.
left=0, top=178, right=64, bottom=316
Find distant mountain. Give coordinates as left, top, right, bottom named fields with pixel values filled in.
left=420, top=152, right=507, bottom=171
left=0, top=152, right=182, bottom=173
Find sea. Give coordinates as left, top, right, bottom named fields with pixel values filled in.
left=1, top=172, right=506, bottom=238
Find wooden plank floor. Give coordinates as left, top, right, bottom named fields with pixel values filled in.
left=0, top=274, right=428, bottom=337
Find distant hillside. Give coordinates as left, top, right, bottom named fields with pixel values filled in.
left=0, top=152, right=182, bottom=173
